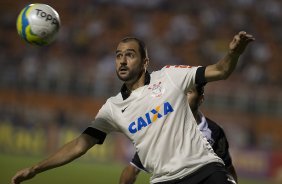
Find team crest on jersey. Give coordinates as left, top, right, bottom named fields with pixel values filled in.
left=148, top=82, right=165, bottom=97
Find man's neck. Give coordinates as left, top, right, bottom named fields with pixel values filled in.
left=121, top=71, right=150, bottom=100
left=193, top=110, right=201, bottom=125
left=125, top=71, right=146, bottom=91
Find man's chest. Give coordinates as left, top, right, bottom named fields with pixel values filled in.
left=112, top=79, right=180, bottom=138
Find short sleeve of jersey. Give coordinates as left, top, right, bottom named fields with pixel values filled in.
left=130, top=152, right=147, bottom=172
left=87, top=100, right=119, bottom=135
left=162, top=65, right=205, bottom=93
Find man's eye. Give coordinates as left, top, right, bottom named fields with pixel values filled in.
left=127, top=53, right=134, bottom=58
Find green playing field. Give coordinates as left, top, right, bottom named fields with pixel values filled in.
left=1, top=154, right=269, bottom=184
left=1, top=153, right=149, bottom=184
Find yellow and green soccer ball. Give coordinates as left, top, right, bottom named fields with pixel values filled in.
left=16, top=4, right=61, bottom=46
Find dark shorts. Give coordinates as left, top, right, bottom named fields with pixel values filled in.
left=155, top=162, right=236, bottom=184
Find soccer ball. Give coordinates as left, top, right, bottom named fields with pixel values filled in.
left=16, top=3, right=61, bottom=46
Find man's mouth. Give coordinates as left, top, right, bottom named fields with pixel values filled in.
left=119, top=66, right=128, bottom=72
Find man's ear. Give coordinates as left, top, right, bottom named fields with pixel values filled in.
left=144, top=58, right=149, bottom=71
left=199, top=95, right=205, bottom=106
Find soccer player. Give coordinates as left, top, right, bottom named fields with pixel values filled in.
left=11, top=31, right=254, bottom=184
left=119, top=84, right=238, bottom=184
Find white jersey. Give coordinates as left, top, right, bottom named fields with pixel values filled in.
left=89, top=65, right=223, bottom=183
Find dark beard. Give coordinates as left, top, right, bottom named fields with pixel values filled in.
left=116, top=68, right=144, bottom=83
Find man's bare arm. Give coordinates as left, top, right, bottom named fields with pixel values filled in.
left=11, top=134, right=98, bottom=184
left=205, top=31, right=255, bottom=82
left=119, top=164, right=141, bottom=184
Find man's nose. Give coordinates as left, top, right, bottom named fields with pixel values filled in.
left=120, top=56, right=127, bottom=64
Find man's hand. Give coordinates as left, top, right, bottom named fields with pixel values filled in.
left=11, top=167, right=36, bottom=184
left=229, top=31, right=255, bottom=56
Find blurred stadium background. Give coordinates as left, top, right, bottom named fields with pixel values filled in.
left=1, top=0, right=282, bottom=183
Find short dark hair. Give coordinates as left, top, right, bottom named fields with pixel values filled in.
left=195, top=84, right=205, bottom=96
left=120, top=37, right=148, bottom=60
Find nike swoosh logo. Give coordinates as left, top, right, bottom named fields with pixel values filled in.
left=121, top=106, right=129, bottom=113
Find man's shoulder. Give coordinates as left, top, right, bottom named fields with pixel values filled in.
left=205, top=117, right=218, bottom=125
left=157, top=65, right=199, bottom=79
left=163, top=65, right=196, bottom=69
left=205, top=117, right=224, bottom=132
left=99, top=93, right=125, bottom=115
left=150, top=65, right=191, bottom=77
left=106, top=92, right=123, bottom=103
